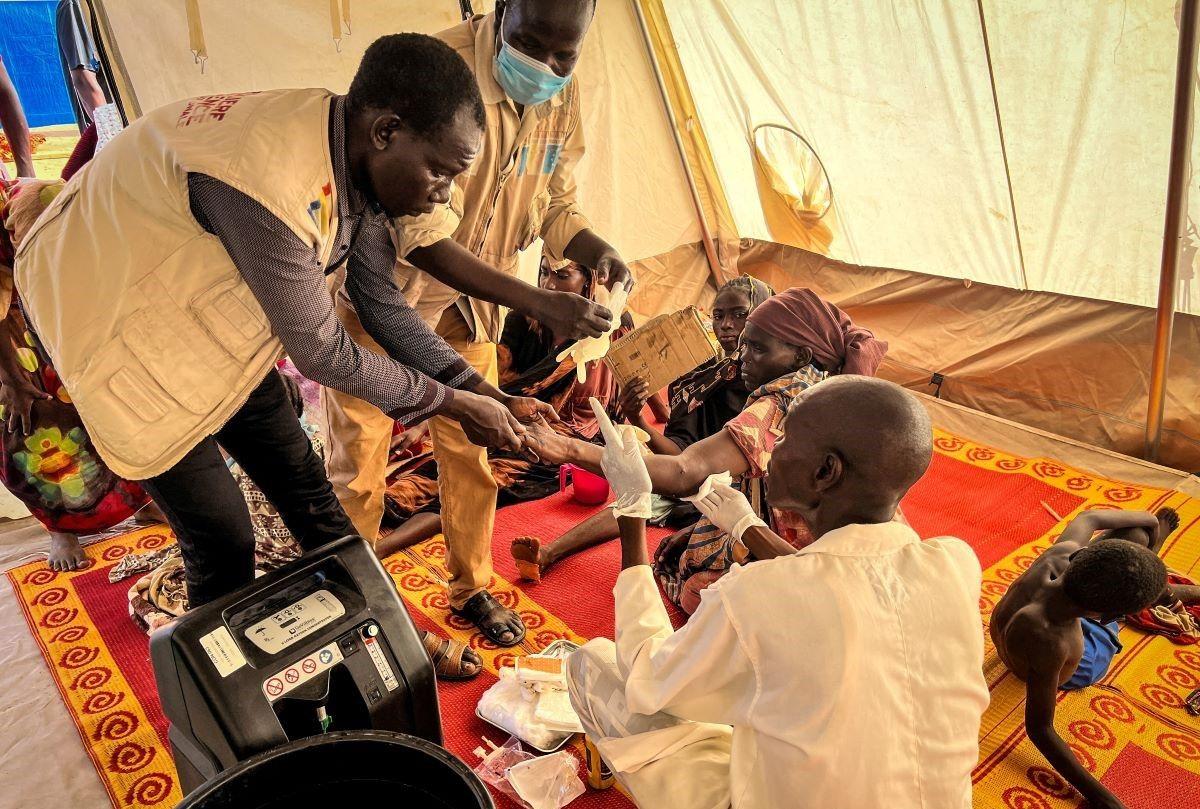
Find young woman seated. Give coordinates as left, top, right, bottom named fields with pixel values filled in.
left=510, top=275, right=775, bottom=582
left=522, top=287, right=889, bottom=614
left=374, top=257, right=632, bottom=559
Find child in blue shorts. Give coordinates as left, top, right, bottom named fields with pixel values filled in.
left=991, top=507, right=1178, bottom=809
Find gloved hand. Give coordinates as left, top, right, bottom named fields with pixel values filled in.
left=556, top=284, right=629, bottom=383
left=589, top=397, right=653, bottom=519
left=686, top=480, right=765, bottom=542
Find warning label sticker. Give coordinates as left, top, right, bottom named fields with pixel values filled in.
left=261, top=641, right=343, bottom=702
left=199, top=626, right=247, bottom=678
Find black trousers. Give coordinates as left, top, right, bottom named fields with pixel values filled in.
left=142, top=371, right=356, bottom=608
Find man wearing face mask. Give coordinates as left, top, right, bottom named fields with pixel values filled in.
left=325, top=0, right=628, bottom=647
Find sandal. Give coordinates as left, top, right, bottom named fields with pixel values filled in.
left=511, top=536, right=544, bottom=583
left=421, top=630, right=481, bottom=681
left=451, top=590, right=527, bottom=647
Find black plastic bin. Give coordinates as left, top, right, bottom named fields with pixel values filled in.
left=177, top=730, right=494, bottom=808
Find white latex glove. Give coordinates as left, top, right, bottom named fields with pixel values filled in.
left=589, top=396, right=653, bottom=518
left=684, top=471, right=732, bottom=502
left=685, top=480, right=766, bottom=541
left=556, top=284, right=629, bottom=383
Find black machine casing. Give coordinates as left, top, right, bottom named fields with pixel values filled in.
left=151, top=536, right=440, bottom=794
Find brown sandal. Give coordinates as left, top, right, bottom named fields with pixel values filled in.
left=511, top=536, right=544, bottom=583
left=421, top=630, right=481, bottom=681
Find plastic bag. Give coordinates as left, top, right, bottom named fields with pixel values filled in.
left=473, top=738, right=585, bottom=809
left=474, top=736, right=533, bottom=791
left=477, top=668, right=574, bottom=750
left=507, top=751, right=586, bottom=809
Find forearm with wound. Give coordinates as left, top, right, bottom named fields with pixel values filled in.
left=644, top=453, right=710, bottom=497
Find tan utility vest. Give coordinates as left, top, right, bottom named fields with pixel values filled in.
left=15, top=88, right=340, bottom=480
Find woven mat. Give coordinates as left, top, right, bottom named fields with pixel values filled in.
left=8, top=427, right=1200, bottom=807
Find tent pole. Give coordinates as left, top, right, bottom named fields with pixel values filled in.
left=631, top=1, right=724, bottom=287
left=87, top=0, right=139, bottom=120
left=1145, top=0, right=1200, bottom=462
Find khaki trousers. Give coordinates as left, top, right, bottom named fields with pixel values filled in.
left=323, top=303, right=498, bottom=609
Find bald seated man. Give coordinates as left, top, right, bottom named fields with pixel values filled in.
left=566, top=377, right=989, bottom=809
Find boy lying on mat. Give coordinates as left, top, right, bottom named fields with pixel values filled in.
left=990, top=507, right=1192, bottom=809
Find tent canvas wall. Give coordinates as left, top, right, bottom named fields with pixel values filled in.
left=649, top=0, right=1200, bottom=470
left=84, top=0, right=1198, bottom=470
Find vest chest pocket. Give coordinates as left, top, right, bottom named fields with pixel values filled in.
left=190, top=276, right=272, bottom=363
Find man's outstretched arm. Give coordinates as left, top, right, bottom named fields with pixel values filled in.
left=407, top=238, right=610, bottom=341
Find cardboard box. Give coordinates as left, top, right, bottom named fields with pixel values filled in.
left=604, top=306, right=719, bottom=394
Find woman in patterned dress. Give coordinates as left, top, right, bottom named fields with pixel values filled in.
left=0, top=172, right=159, bottom=571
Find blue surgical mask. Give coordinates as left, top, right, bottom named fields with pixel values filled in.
left=493, top=32, right=572, bottom=107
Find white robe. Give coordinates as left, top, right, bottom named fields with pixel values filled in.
left=567, top=521, right=989, bottom=809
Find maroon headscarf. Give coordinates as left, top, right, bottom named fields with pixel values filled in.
left=746, top=287, right=888, bottom=376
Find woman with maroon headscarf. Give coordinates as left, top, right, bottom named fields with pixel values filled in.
left=524, top=287, right=888, bottom=613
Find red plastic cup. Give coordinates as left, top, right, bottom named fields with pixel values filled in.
left=559, top=464, right=609, bottom=505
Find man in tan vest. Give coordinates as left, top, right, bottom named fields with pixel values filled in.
left=16, top=36, right=564, bottom=679
left=325, top=0, right=625, bottom=648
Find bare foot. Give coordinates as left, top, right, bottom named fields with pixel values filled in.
left=134, top=500, right=168, bottom=526
left=511, top=536, right=549, bottom=582
left=1152, top=507, right=1180, bottom=554
left=47, top=532, right=89, bottom=572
